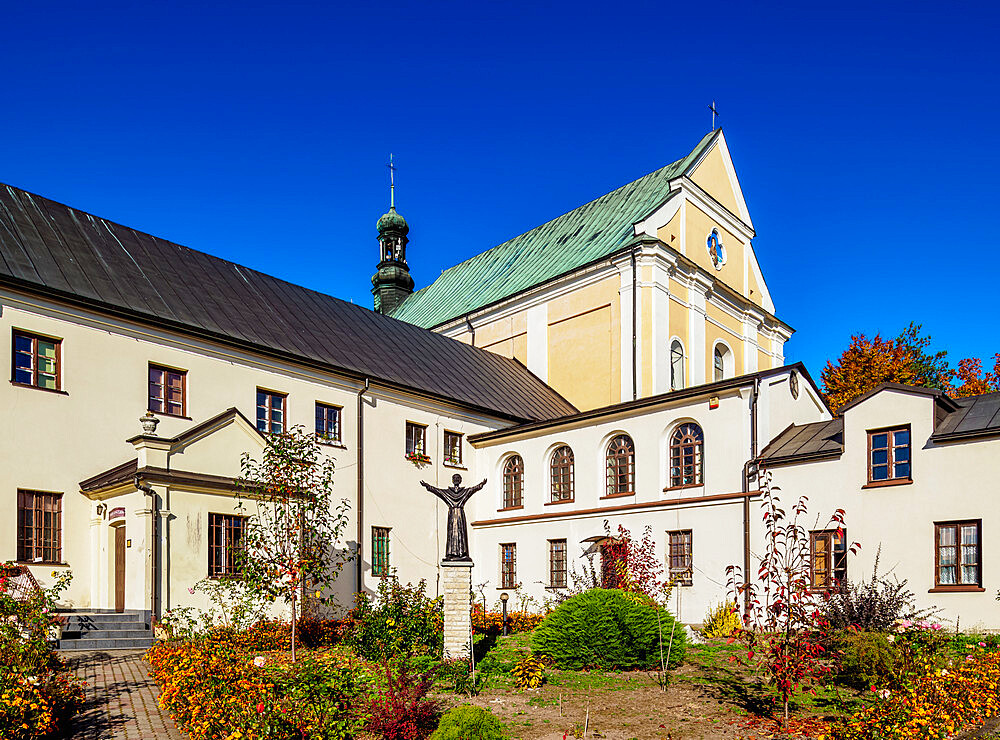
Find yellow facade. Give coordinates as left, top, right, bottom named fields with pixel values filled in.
left=689, top=143, right=742, bottom=216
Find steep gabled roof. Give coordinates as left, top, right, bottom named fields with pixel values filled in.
left=0, top=184, right=576, bottom=422
left=390, top=130, right=720, bottom=328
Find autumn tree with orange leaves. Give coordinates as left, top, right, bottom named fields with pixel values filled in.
left=822, top=322, right=999, bottom=412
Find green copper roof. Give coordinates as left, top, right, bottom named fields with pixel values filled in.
left=390, top=130, right=719, bottom=328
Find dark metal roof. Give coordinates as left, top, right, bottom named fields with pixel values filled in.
left=470, top=362, right=819, bottom=444
left=933, top=390, right=1000, bottom=441
left=79, top=459, right=138, bottom=492
left=759, top=418, right=844, bottom=466
left=0, top=184, right=577, bottom=422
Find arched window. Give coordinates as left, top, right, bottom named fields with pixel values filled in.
left=713, top=344, right=731, bottom=381
left=669, top=423, right=704, bottom=487
left=670, top=340, right=685, bottom=390
left=550, top=446, right=575, bottom=502
left=605, top=435, right=635, bottom=497
left=502, top=455, right=524, bottom=509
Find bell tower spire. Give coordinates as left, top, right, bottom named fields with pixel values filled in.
left=371, top=154, right=414, bottom=315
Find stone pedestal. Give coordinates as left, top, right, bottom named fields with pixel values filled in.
left=441, top=560, right=473, bottom=660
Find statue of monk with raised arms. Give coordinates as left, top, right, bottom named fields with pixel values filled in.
left=420, top=474, right=486, bottom=561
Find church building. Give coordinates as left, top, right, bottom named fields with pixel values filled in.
left=2, top=129, right=997, bottom=647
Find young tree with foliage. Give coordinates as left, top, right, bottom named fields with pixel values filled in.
left=726, top=470, right=859, bottom=728
left=237, top=426, right=352, bottom=661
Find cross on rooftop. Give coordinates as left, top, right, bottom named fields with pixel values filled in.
left=709, top=101, right=719, bottom=131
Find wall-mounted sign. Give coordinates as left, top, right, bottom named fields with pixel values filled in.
left=709, top=396, right=720, bottom=410
left=109, top=507, right=125, bottom=520
left=126, top=539, right=132, bottom=548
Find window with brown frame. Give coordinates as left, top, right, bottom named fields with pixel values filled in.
left=315, top=402, right=342, bottom=443
left=502, top=455, right=524, bottom=509
left=148, top=364, right=186, bottom=417
left=550, top=446, right=575, bottom=502
left=405, top=422, right=427, bottom=457
left=500, top=543, right=517, bottom=589
left=443, top=431, right=463, bottom=466
left=372, top=526, right=391, bottom=577
left=208, top=513, right=246, bottom=577
left=549, top=539, right=567, bottom=588
left=17, top=490, right=62, bottom=563
left=256, top=389, right=286, bottom=434
left=12, top=331, right=61, bottom=391
left=935, top=520, right=981, bottom=588
left=605, top=434, right=635, bottom=497
left=810, top=529, right=847, bottom=589
left=667, top=529, right=693, bottom=586
left=713, top=346, right=726, bottom=382
left=668, top=423, right=704, bottom=488
left=868, top=427, right=911, bottom=483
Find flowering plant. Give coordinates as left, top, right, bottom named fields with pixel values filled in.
left=405, top=451, right=431, bottom=466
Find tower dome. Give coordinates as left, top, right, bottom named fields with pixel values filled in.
left=377, top=206, right=409, bottom=236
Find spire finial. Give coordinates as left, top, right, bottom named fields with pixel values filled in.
left=388, top=153, right=396, bottom=209
left=709, top=101, right=719, bottom=131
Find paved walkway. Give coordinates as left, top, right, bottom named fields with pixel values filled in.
left=61, top=650, right=185, bottom=739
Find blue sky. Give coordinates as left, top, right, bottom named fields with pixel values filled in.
left=2, top=1, right=997, bottom=379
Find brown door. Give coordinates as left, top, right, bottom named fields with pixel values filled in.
left=114, top=527, right=126, bottom=613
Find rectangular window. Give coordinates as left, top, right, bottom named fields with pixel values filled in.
left=868, top=426, right=911, bottom=483
left=256, top=389, right=286, bottom=434
left=443, top=431, right=463, bottom=466
left=810, top=529, right=847, bottom=589
left=17, top=490, right=62, bottom=563
left=935, top=520, right=981, bottom=588
left=500, top=543, right=517, bottom=589
left=148, top=364, right=186, bottom=417
left=549, top=539, right=567, bottom=588
left=12, top=331, right=61, bottom=391
left=667, top=530, right=693, bottom=586
left=405, top=422, right=427, bottom=457
left=372, top=526, right=391, bottom=577
left=208, top=513, right=246, bottom=577
left=315, top=402, right=342, bottom=443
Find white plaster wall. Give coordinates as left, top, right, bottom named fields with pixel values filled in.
left=768, top=388, right=1000, bottom=629
left=0, top=289, right=504, bottom=612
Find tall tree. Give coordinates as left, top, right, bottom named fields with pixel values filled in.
left=237, top=426, right=352, bottom=660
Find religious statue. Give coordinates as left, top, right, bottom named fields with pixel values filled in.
left=420, top=474, right=486, bottom=561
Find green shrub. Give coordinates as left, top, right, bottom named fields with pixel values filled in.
left=836, top=630, right=896, bottom=689
left=531, top=588, right=686, bottom=670
left=430, top=705, right=508, bottom=740
left=345, top=577, right=443, bottom=661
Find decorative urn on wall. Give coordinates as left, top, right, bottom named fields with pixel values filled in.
left=140, top=411, right=160, bottom=436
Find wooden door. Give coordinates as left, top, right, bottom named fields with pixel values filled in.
left=114, top=527, right=126, bottom=613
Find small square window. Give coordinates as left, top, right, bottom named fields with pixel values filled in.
left=868, top=427, right=911, bottom=483
left=208, top=513, right=246, bottom=577
left=444, top=431, right=463, bottom=466
left=256, top=389, right=286, bottom=434
left=935, top=520, right=981, bottom=588
left=17, top=490, right=62, bottom=563
left=12, top=330, right=61, bottom=391
left=315, top=402, right=342, bottom=444
left=405, top=422, right=427, bottom=458
left=149, top=364, right=187, bottom=417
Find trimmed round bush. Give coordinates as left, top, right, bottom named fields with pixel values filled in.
left=430, top=705, right=508, bottom=740
left=532, top=588, right=686, bottom=670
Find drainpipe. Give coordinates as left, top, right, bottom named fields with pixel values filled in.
left=741, top=378, right=760, bottom=616
left=135, top=475, right=158, bottom=623
left=631, top=247, right=638, bottom=401
left=465, top=317, right=476, bottom=347
left=355, top=378, right=370, bottom=594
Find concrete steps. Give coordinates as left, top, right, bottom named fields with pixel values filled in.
left=56, top=610, right=154, bottom=651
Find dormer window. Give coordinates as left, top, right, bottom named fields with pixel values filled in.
left=867, top=426, right=911, bottom=485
